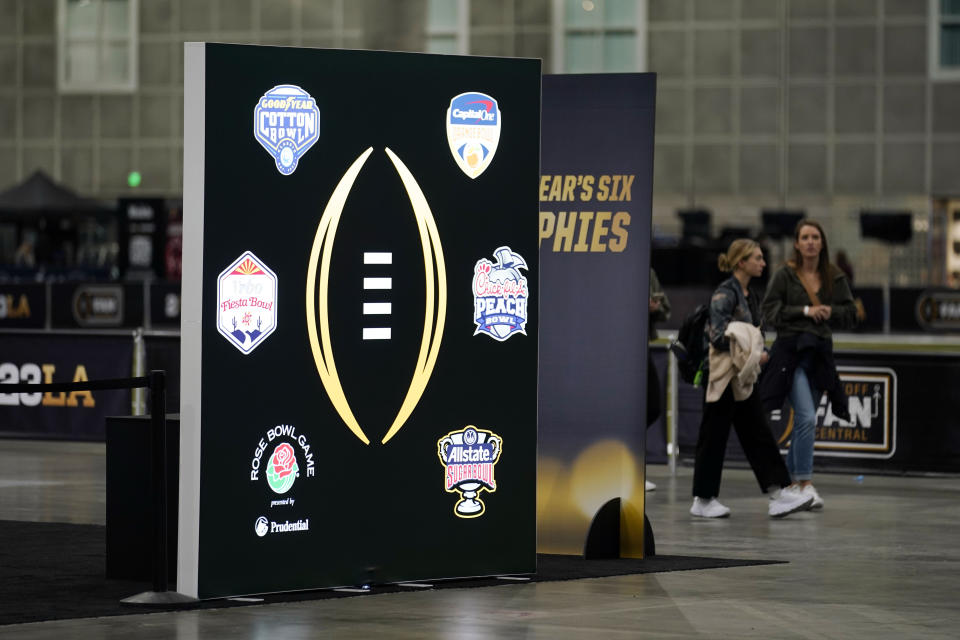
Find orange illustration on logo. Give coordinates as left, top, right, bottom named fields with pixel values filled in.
left=231, top=258, right=264, bottom=276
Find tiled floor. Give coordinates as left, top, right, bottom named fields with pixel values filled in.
left=1, top=439, right=958, bottom=639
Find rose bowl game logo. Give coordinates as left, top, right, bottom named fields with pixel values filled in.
left=473, top=246, right=529, bottom=341
left=217, top=251, right=278, bottom=354
left=254, top=84, right=320, bottom=175
left=446, top=92, right=500, bottom=179
left=437, top=426, right=502, bottom=518
left=250, top=424, right=316, bottom=491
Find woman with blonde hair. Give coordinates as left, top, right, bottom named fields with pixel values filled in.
left=760, top=220, right=858, bottom=510
left=691, top=239, right=813, bottom=518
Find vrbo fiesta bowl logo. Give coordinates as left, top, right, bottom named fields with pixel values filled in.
left=217, top=251, right=278, bottom=355
left=250, top=424, right=315, bottom=497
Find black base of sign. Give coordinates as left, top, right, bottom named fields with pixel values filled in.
left=120, top=591, right=198, bottom=606
left=106, top=415, right=179, bottom=582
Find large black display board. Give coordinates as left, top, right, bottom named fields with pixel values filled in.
left=537, top=74, right=656, bottom=556
left=179, top=44, right=539, bottom=599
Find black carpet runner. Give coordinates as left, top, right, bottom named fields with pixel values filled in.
left=0, top=520, right=784, bottom=626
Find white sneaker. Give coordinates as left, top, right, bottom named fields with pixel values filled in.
left=801, top=484, right=824, bottom=510
left=768, top=486, right=814, bottom=518
left=645, top=480, right=656, bottom=492
left=690, top=497, right=731, bottom=518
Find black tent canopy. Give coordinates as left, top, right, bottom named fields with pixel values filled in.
left=0, top=170, right=112, bottom=216
left=0, top=171, right=117, bottom=273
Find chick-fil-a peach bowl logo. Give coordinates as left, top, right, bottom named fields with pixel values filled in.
left=472, top=246, right=529, bottom=341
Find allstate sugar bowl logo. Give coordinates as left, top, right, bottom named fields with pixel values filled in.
left=437, top=426, right=502, bottom=518
left=446, top=92, right=500, bottom=179
left=217, top=251, right=278, bottom=354
left=473, top=246, right=529, bottom=341
left=254, top=84, right=320, bottom=175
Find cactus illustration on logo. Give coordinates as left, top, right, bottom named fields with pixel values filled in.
left=266, top=442, right=299, bottom=494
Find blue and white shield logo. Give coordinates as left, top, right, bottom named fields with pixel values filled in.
left=446, top=92, right=501, bottom=179
left=472, top=246, right=529, bottom=341
left=254, top=85, right=320, bottom=175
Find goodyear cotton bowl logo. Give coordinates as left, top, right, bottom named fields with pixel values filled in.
left=438, top=426, right=502, bottom=518
left=446, top=92, right=500, bottom=179
left=473, top=246, right=529, bottom=341
left=254, top=84, right=320, bottom=175
left=217, top=251, right=278, bottom=354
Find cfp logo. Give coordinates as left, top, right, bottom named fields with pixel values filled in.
left=306, top=147, right=446, bottom=446
left=72, top=285, right=123, bottom=327
left=916, top=290, right=960, bottom=330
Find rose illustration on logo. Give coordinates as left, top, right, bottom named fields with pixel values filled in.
left=266, top=443, right=299, bottom=494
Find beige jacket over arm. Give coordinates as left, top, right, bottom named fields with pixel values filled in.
left=705, top=321, right=764, bottom=403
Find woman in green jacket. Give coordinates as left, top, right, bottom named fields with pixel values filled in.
left=761, top=220, right=858, bottom=510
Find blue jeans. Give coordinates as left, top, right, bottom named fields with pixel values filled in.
left=787, top=366, right=819, bottom=482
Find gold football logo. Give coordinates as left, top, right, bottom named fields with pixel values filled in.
left=305, top=147, right=446, bottom=445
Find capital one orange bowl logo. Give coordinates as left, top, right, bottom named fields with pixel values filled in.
left=305, top=147, right=446, bottom=445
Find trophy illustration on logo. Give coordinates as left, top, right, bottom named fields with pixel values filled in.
left=446, top=91, right=501, bottom=179
left=437, top=426, right=502, bottom=518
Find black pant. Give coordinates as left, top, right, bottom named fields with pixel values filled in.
left=692, top=385, right=791, bottom=499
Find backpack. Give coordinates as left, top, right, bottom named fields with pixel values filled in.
left=668, top=304, right=709, bottom=386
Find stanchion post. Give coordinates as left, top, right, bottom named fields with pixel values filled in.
left=122, top=369, right=197, bottom=604
left=150, top=369, right=168, bottom=594
left=131, top=328, right=147, bottom=415
left=666, top=333, right=679, bottom=477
